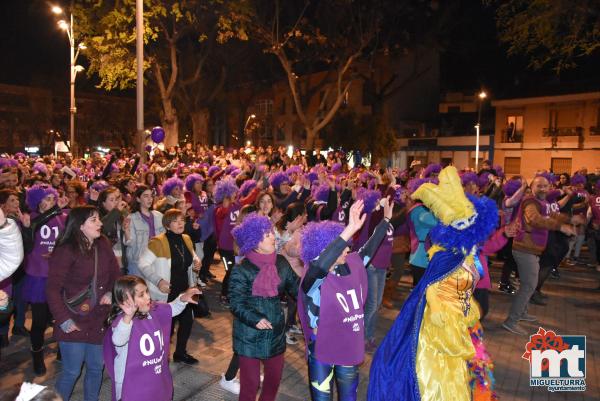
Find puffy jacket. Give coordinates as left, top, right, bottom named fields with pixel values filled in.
left=229, top=255, right=299, bottom=359
left=0, top=218, right=23, bottom=282
left=124, top=211, right=165, bottom=264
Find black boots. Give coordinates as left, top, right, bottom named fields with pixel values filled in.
left=31, top=347, right=46, bottom=376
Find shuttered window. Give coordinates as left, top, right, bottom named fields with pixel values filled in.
left=504, top=157, right=521, bottom=175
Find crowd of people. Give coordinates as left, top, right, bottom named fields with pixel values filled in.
left=0, top=143, right=598, bottom=401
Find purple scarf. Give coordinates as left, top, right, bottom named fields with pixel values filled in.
left=246, top=251, right=280, bottom=297
left=139, top=211, right=156, bottom=238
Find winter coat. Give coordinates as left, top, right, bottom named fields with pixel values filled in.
left=229, top=255, right=299, bottom=359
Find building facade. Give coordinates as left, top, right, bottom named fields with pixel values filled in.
left=492, top=92, right=600, bottom=178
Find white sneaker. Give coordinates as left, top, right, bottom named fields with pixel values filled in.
left=288, top=324, right=302, bottom=335
left=219, top=374, right=240, bottom=395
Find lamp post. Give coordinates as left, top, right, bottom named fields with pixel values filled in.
left=136, top=0, right=145, bottom=161
left=52, top=5, right=85, bottom=157
left=475, top=90, right=487, bottom=171
left=243, top=114, right=256, bottom=146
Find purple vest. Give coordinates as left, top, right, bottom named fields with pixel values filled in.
left=516, top=197, right=550, bottom=248
left=218, top=202, right=240, bottom=250
left=591, top=194, right=600, bottom=225
left=370, top=224, right=394, bottom=269
left=25, top=213, right=67, bottom=277
left=332, top=200, right=349, bottom=224
left=298, top=252, right=368, bottom=366
left=103, top=303, right=173, bottom=401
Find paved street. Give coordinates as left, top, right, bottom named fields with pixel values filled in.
left=1, top=256, right=599, bottom=401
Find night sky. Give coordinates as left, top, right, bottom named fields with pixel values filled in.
left=1, top=0, right=598, bottom=99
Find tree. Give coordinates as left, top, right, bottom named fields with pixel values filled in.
left=75, top=0, right=245, bottom=147
left=490, top=0, right=600, bottom=72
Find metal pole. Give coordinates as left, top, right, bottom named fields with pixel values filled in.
left=136, top=0, right=145, bottom=162
left=475, top=123, right=480, bottom=172
left=69, top=13, right=76, bottom=156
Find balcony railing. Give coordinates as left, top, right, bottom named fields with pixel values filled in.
left=542, top=126, right=583, bottom=136
left=501, top=129, right=523, bottom=143
left=590, top=126, right=600, bottom=136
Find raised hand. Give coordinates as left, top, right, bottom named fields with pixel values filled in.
left=119, top=293, right=138, bottom=318
left=383, top=196, right=394, bottom=220
left=180, top=287, right=201, bottom=304
left=158, top=279, right=171, bottom=294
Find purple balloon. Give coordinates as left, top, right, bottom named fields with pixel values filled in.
left=151, top=126, right=165, bottom=143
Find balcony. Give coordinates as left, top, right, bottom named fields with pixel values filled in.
left=500, top=128, right=523, bottom=143
left=590, top=126, right=600, bottom=136
left=542, top=126, right=583, bottom=137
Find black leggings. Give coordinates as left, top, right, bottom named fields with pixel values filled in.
left=225, top=352, right=239, bottom=381
left=200, top=235, right=217, bottom=278
left=219, top=249, right=235, bottom=297
left=30, top=302, right=52, bottom=351
left=171, top=303, right=194, bottom=355
left=410, top=264, right=425, bottom=287
left=473, top=289, right=489, bottom=321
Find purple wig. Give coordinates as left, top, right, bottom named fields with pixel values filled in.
left=14, top=152, right=26, bottom=159
left=306, top=172, right=319, bottom=184
left=407, top=178, right=427, bottom=194
left=300, top=221, right=345, bottom=264
left=162, top=177, right=184, bottom=196
left=239, top=179, right=257, bottom=197
left=286, top=165, right=303, bottom=176
left=461, top=172, right=478, bottom=187
left=536, top=171, right=557, bottom=185
left=503, top=179, right=522, bottom=197
left=207, top=165, right=221, bottom=178
left=269, top=172, right=290, bottom=189
left=231, top=213, right=273, bottom=255
left=26, top=184, right=59, bottom=212
left=312, top=184, right=331, bottom=202
left=570, top=174, right=586, bottom=186
left=214, top=178, right=239, bottom=203
left=90, top=180, right=110, bottom=193
left=359, top=171, right=373, bottom=183
left=422, top=163, right=442, bottom=178
left=494, top=165, right=505, bottom=179
left=331, top=163, right=342, bottom=174
left=32, top=162, right=48, bottom=176
left=393, top=185, right=405, bottom=206
left=230, top=168, right=241, bottom=178
left=184, top=173, right=204, bottom=192
left=224, top=165, right=237, bottom=175
left=477, top=172, right=491, bottom=189
left=357, top=188, right=381, bottom=214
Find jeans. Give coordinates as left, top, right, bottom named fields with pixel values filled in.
left=505, top=250, right=539, bottom=326
left=308, top=340, right=359, bottom=401
left=364, top=266, right=387, bottom=340
left=56, top=342, right=104, bottom=401
left=127, top=261, right=141, bottom=277
left=12, top=275, right=26, bottom=328
left=567, top=233, right=586, bottom=259
left=239, top=353, right=284, bottom=401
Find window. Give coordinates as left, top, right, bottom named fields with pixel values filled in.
left=504, top=157, right=521, bottom=175
left=279, top=98, right=286, bottom=115
left=505, top=115, right=524, bottom=142
left=551, top=158, right=572, bottom=175
left=256, top=99, right=273, bottom=116
left=448, top=106, right=460, bottom=113
left=548, top=109, right=558, bottom=130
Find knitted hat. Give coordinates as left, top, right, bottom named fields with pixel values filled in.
left=26, top=184, right=59, bottom=212
left=231, top=213, right=273, bottom=255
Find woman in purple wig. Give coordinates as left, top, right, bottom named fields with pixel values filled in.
left=21, top=184, right=68, bottom=375
left=229, top=213, right=299, bottom=401
left=297, top=198, right=394, bottom=401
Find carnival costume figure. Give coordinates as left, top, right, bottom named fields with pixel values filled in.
left=368, top=166, right=499, bottom=401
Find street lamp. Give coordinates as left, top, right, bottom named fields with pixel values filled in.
left=475, top=90, right=487, bottom=171
left=52, top=5, right=86, bottom=157
left=243, top=114, right=256, bottom=146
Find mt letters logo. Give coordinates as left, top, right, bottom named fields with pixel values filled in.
left=522, top=327, right=586, bottom=392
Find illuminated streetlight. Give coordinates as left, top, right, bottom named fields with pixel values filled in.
left=51, top=5, right=86, bottom=156
left=475, top=89, right=489, bottom=171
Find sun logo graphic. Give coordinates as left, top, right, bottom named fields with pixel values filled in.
left=522, top=327, right=586, bottom=392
